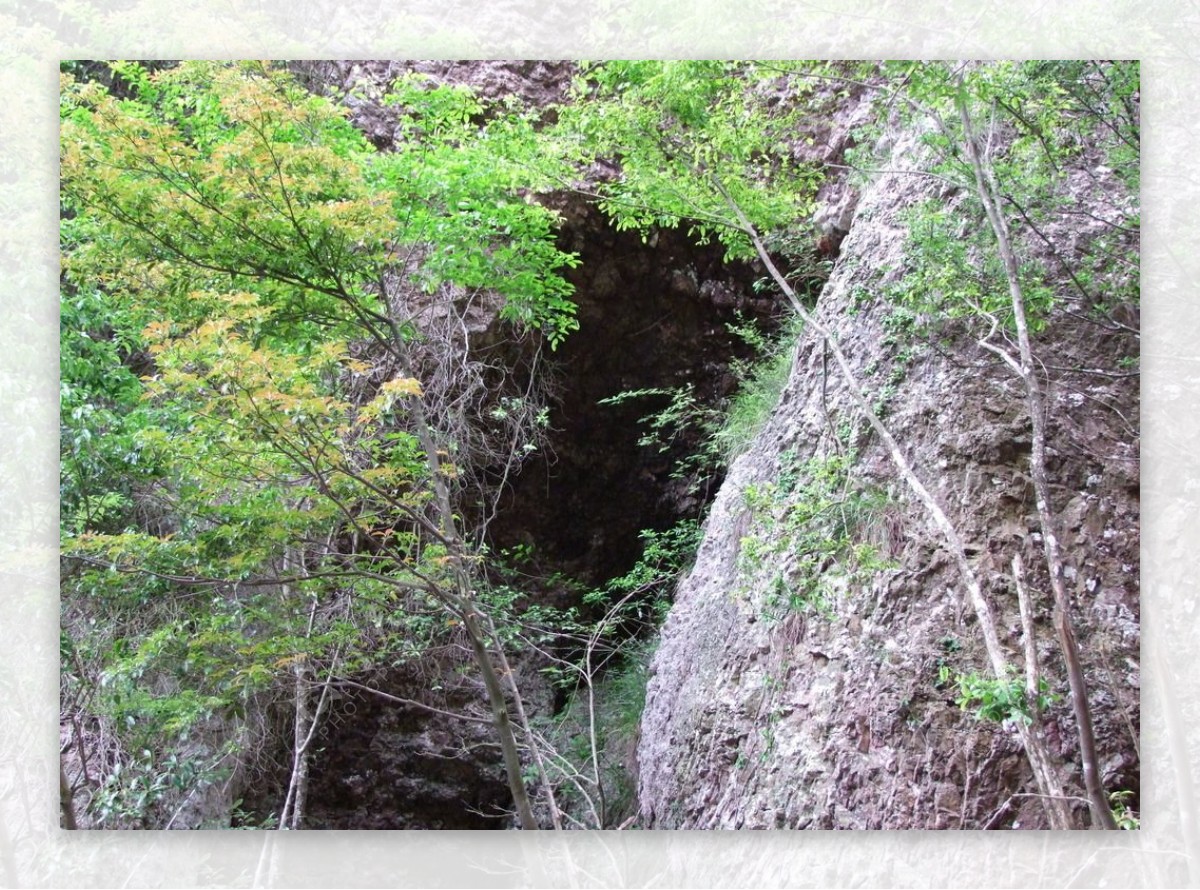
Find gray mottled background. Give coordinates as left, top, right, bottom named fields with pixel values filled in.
left=2, top=4, right=1190, bottom=886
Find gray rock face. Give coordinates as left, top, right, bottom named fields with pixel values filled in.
left=637, top=125, right=1140, bottom=829
left=291, top=60, right=574, bottom=149
left=301, top=661, right=515, bottom=830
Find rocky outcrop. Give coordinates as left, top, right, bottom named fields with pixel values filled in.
left=637, top=121, right=1140, bottom=829
left=291, top=60, right=574, bottom=149
left=301, top=659, right=518, bottom=829
left=280, top=60, right=1138, bottom=831
left=274, top=61, right=780, bottom=828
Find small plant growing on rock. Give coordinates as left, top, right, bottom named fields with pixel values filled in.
left=940, top=665, right=1057, bottom=726
left=738, top=450, right=892, bottom=619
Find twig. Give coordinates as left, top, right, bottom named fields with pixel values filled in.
left=334, top=679, right=492, bottom=724
left=982, top=794, right=1014, bottom=829
left=956, top=77, right=1116, bottom=829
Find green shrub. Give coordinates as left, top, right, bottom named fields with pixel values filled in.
left=1109, top=790, right=1139, bottom=830
left=541, top=638, right=658, bottom=828
left=598, top=313, right=805, bottom=490
left=712, top=315, right=804, bottom=462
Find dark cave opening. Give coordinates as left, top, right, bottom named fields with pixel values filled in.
left=301, top=680, right=512, bottom=830
left=485, top=197, right=781, bottom=587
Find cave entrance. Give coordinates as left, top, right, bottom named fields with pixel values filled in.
left=299, top=199, right=785, bottom=831
left=487, top=197, right=780, bottom=586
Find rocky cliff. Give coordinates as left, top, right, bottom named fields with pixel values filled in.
left=637, top=110, right=1140, bottom=829
left=59, top=60, right=1138, bottom=833
left=288, top=61, right=1141, bottom=831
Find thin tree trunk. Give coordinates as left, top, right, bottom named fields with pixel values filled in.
left=252, top=833, right=281, bottom=888
left=278, top=658, right=312, bottom=830
left=397, top=357, right=538, bottom=827
left=460, top=605, right=539, bottom=829
left=60, top=759, right=78, bottom=830
left=276, top=549, right=306, bottom=831
left=413, top=431, right=539, bottom=829
left=278, top=655, right=338, bottom=830
left=486, top=614, right=565, bottom=829
left=277, top=550, right=337, bottom=831
left=382, top=316, right=541, bottom=829
left=1014, top=554, right=1042, bottom=719
left=956, top=87, right=1117, bottom=830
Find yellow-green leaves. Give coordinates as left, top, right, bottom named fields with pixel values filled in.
left=358, top=376, right=424, bottom=424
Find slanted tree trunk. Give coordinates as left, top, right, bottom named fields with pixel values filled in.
left=712, top=175, right=1076, bottom=829
left=486, top=613, right=565, bottom=829
left=388, top=327, right=540, bottom=830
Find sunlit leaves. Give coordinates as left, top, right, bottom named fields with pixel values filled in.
left=380, top=376, right=423, bottom=397
left=881, top=62, right=1139, bottom=334
left=551, top=60, right=825, bottom=261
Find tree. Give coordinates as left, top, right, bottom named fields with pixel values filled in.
left=549, top=61, right=825, bottom=261
left=60, top=61, right=580, bottom=829
left=901, top=59, right=1137, bottom=830
left=61, top=59, right=1138, bottom=831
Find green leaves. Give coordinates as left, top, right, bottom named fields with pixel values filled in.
left=875, top=62, right=1139, bottom=339
left=60, top=60, right=585, bottom=587
left=940, top=665, right=1059, bottom=727
left=61, top=62, right=593, bottom=825
left=366, top=101, right=581, bottom=346
left=552, top=61, right=824, bottom=261
left=62, top=61, right=580, bottom=351
left=893, top=199, right=1055, bottom=334
left=739, top=450, right=892, bottom=619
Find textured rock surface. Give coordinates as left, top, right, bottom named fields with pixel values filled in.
left=279, top=60, right=777, bottom=828
left=292, top=60, right=573, bottom=149
left=637, top=122, right=1140, bottom=829
left=302, top=659, right=514, bottom=829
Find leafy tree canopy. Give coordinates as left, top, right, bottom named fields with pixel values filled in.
left=547, top=60, right=828, bottom=260
left=60, top=61, right=585, bottom=821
